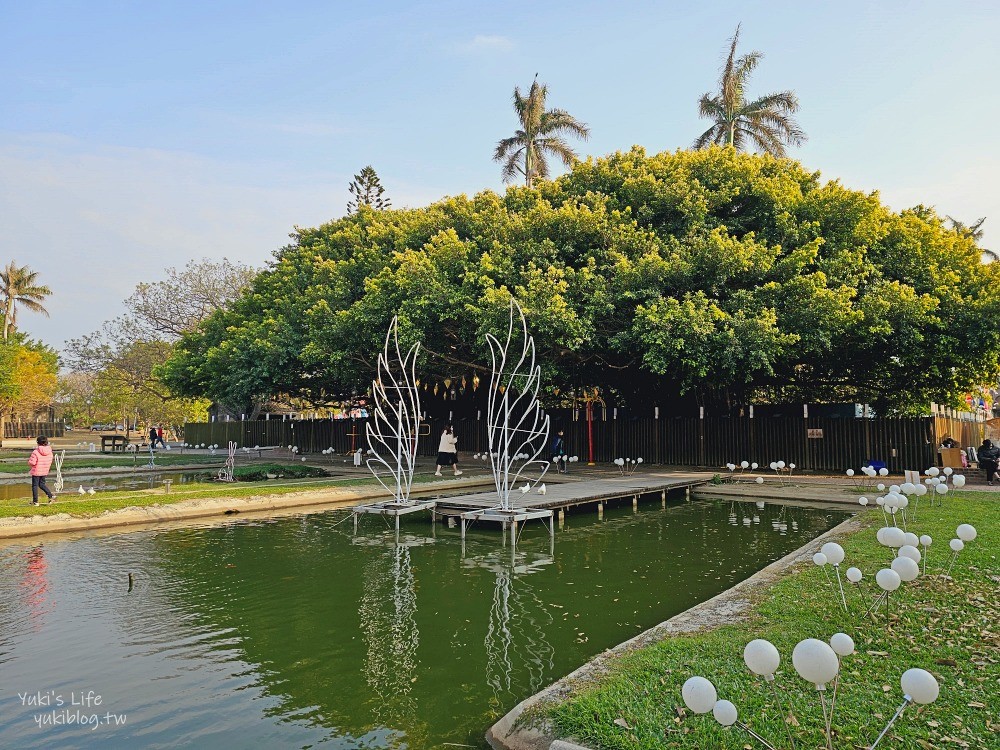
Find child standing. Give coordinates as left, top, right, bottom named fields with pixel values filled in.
left=28, top=436, right=57, bottom=506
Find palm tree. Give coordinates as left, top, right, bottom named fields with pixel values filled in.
left=694, top=25, right=805, bottom=157
left=946, top=216, right=986, bottom=242
left=0, top=261, right=52, bottom=340
left=494, top=77, right=590, bottom=187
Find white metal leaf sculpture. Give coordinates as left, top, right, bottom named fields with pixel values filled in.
left=485, top=300, right=551, bottom=511
left=366, top=317, right=422, bottom=503
left=53, top=450, right=65, bottom=493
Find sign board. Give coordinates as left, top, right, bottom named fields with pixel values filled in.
left=807, top=428, right=824, bottom=439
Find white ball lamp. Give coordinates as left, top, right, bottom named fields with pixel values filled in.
left=869, top=669, right=940, bottom=748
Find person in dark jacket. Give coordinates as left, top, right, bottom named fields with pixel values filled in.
left=552, top=430, right=568, bottom=474
left=978, top=439, right=1000, bottom=485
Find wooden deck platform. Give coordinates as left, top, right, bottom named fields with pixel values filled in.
left=433, top=472, right=709, bottom=519
left=349, top=471, right=711, bottom=541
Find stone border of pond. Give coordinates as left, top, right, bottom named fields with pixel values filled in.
left=485, top=500, right=865, bottom=750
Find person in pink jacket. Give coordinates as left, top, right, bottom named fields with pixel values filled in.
left=28, top=436, right=57, bottom=506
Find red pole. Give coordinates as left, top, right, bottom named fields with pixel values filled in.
left=587, top=400, right=595, bottom=465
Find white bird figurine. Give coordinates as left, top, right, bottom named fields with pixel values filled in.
left=537, top=484, right=547, bottom=495
left=520, top=483, right=531, bottom=494
left=88, top=488, right=96, bottom=495
left=79, top=485, right=85, bottom=495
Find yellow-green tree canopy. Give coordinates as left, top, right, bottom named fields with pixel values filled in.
left=161, top=147, right=1000, bottom=415
left=0, top=335, right=58, bottom=419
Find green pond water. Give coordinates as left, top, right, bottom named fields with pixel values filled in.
left=0, top=494, right=850, bottom=749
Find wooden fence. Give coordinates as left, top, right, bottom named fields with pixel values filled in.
left=182, top=412, right=973, bottom=473
left=3, top=422, right=66, bottom=439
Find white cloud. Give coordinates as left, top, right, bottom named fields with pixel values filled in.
left=454, top=34, right=515, bottom=55
left=0, top=133, right=340, bottom=348
left=0, top=132, right=455, bottom=350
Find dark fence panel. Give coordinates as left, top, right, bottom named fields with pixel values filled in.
left=183, top=414, right=942, bottom=472
left=4, top=422, right=65, bottom=439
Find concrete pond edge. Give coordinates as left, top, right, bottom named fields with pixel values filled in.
left=485, top=508, right=868, bottom=750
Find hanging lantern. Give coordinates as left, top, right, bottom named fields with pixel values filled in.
left=472, top=374, right=480, bottom=390
left=461, top=375, right=467, bottom=389
left=444, top=378, right=452, bottom=389
left=433, top=383, right=439, bottom=396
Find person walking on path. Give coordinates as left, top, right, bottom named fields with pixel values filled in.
left=978, top=439, right=1000, bottom=485
left=552, top=429, right=569, bottom=474
left=156, top=425, right=166, bottom=448
left=435, top=424, right=462, bottom=477
left=28, top=436, right=57, bottom=505
left=149, top=425, right=159, bottom=448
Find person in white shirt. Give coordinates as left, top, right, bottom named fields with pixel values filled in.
left=435, top=424, right=462, bottom=476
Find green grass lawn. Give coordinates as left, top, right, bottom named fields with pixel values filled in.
left=0, top=469, right=488, bottom=519
left=544, top=492, right=998, bottom=750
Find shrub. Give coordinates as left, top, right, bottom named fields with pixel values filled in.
left=232, top=463, right=328, bottom=482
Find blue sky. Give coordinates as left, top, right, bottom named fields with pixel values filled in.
left=2, top=1, right=998, bottom=347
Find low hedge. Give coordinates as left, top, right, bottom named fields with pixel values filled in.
left=231, top=463, right=329, bottom=482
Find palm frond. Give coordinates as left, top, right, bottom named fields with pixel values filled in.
left=535, top=136, right=578, bottom=169
left=500, top=148, right=526, bottom=183
left=525, top=79, right=547, bottom=128
left=698, top=93, right=726, bottom=121
left=693, top=123, right=726, bottom=149
left=744, top=90, right=800, bottom=115
left=538, top=109, right=590, bottom=140
left=494, top=134, right=526, bottom=162
left=741, top=122, right=787, bottom=157
left=743, top=105, right=806, bottom=147
left=731, top=51, right=762, bottom=91
left=719, top=24, right=742, bottom=100
left=15, top=298, right=49, bottom=316
left=512, top=87, right=529, bottom=123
